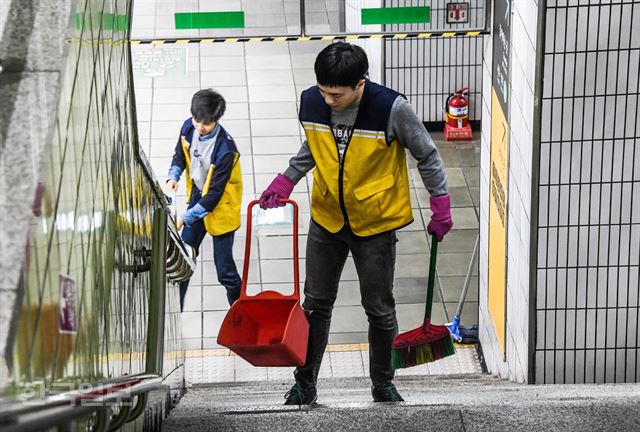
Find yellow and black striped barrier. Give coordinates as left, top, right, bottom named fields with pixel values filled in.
left=130, top=30, right=488, bottom=45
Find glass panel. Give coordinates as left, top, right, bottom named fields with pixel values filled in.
left=5, top=0, right=185, bottom=413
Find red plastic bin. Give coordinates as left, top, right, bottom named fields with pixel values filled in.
left=217, top=199, right=309, bottom=367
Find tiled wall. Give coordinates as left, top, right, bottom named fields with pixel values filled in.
left=131, top=0, right=485, bottom=124
left=345, top=0, right=383, bottom=82
left=535, top=0, right=640, bottom=384
left=504, top=0, right=537, bottom=384
left=1, top=0, right=184, bottom=422
left=481, top=0, right=640, bottom=385
left=478, top=24, right=497, bottom=377
left=131, top=0, right=340, bottom=40
left=479, top=0, right=538, bottom=383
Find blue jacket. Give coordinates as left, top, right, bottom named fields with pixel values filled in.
left=168, top=119, right=242, bottom=231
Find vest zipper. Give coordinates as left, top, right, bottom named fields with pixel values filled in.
left=338, top=151, right=349, bottom=226
left=335, top=110, right=360, bottom=228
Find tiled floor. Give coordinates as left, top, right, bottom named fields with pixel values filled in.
left=184, top=344, right=483, bottom=385
left=132, top=3, right=481, bottom=384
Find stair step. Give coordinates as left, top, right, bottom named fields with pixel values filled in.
left=163, top=373, right=640, bottom=431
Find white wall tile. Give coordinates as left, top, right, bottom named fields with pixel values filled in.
left=248, top=85, right=296, bottom=102
left=182, top=312, right=203, bottom=338
left=200, top=70, right=247, bottom=87
left=252, top=136, right=303, bottom=155
left=211, top=86, right=248, bottom=103
left=250, top=119, right=300, bottom=137
left=246, top=55, right=293, bottom=71
left=201, top=56, right=246, bottom=72
left=199, top=43, right=245, bottom=57
left=247, top=70, right=295, bottom=86
left=250, top=102, right=298, bottom=119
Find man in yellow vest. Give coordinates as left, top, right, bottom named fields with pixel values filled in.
left=167, top=89, right=243, bottom=311
left=259, top=43, right=453, bottom=404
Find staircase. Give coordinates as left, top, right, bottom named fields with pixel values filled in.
left=163, top=373, right=640, bottom=431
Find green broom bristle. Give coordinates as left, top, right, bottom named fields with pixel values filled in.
left=391, top=349, right=404, bottom=369
left=391, top=335, right=455, bottom=369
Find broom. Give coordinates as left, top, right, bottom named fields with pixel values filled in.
left=391, top=234, right=456, bottom=368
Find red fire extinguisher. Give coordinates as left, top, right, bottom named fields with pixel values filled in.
left=445, top=88, right=469, bottom=129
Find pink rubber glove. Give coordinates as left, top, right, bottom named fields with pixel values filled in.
left=427, top=194, right=453, bottom=241
left=259, top=174, right=295, bottom=209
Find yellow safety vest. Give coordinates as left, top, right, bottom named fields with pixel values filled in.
left=300, top=82, right=413, bottom=236
left=180, top=137, right=242, bottom=236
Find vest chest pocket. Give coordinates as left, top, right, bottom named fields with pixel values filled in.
left=352, top=173, right=397, bottom=220
left=353, top=174, right=395, bottom=201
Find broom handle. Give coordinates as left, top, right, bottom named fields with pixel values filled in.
left=425, top=234, right=438, bottom=320
left=455, top=234, right=479, bottom=318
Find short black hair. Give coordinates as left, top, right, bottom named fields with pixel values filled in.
left=314, top=42, right=369, bottom=88
left=190, top=89, right=226, bottom=124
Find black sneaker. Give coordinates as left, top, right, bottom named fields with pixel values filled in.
left=371, top=382, right=404, bottom=402
left=283, top=383, right=317, bottom=406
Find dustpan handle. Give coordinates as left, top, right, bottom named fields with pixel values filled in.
left=240, top=199, right=300, bottom=300
left=425, top=234, right=438, bottom=320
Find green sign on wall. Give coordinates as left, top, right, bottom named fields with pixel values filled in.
left=174, top=12, right=245, bottom=30
left=361, top=7, right=431, bottom=25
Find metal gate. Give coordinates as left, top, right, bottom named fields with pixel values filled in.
left=533, top=0, right=640, bottom=384
left=383, top=0, right=489, bottom=126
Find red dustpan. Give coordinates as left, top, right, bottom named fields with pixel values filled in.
left=217, top=199, right=309, bottom=366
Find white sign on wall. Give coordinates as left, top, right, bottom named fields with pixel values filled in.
left=132, top=46, right=187, bottom=78
left=447, top=3, right=470, bottom=24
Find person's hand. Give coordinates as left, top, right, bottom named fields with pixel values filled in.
left=166, top=179, right=178, bottom=192
left=259, top=174, right=295, bottom=209
left=176, top=216, right=184, bottom=231
left=427, top=194, right=453, bottom=241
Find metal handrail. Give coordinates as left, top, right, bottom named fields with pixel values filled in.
left=0, top=374, right=162, bottom=432
left=0, top=200, right=189, bottom=432
left=125, top=3, right=195, bottom=285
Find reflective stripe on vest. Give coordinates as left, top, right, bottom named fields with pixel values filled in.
left=303, top=122, right=413, bottom=236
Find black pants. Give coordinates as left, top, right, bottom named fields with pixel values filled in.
left=295, top=220, right=398, bottom=388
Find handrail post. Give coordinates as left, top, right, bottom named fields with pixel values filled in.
left=484, top=0, right=492, bottom=31
left=145, top=209, right=168, bottom=375
left=299, top=0, right=306, bottom=36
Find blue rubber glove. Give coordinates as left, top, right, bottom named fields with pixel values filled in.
left=183, top=203, right=209, bottom=226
